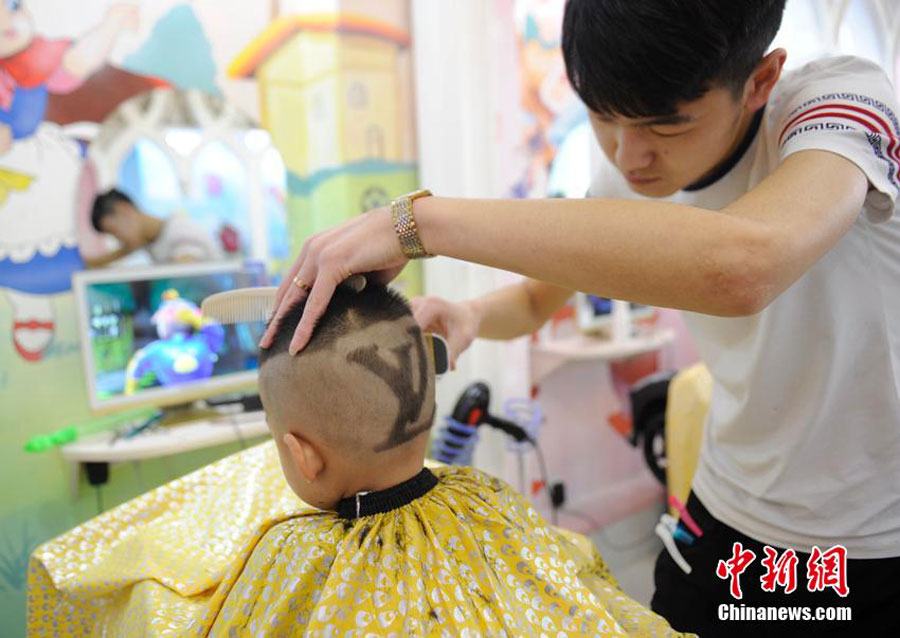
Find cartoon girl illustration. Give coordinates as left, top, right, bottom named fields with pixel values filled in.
left=0, top=129, right=82, bottom=360
left=0, top=1, right=139, bottom=151
left=0, top=1, right=140, bottom=361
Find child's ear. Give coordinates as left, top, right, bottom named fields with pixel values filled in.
left=282, top=432, right=324, bottom=483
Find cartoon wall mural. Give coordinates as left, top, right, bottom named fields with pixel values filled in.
left=121, top=4, right=220, bottom=96
left=512, top=0, right=592, bottom=199
left=82, top=87, right=287, bottom=271
left=0, top=2, right=166, bottom=362
left=0, top=3, right=138, bottom=148
left=0, top=127, right=82, bottom=360
left=228, top=8, right=423, bottom=296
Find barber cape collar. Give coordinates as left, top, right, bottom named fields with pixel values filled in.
left=337, top=467, right=438, bottom=520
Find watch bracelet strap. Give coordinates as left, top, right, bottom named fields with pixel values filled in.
left=391, top=189, right=433, bottom=259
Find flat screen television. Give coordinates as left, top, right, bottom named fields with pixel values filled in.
left=73, top=261, right=267, bottom=414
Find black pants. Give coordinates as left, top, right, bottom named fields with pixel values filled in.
left=651, top=491, right=900, bottom=637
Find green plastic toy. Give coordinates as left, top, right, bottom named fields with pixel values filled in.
left=23, top=407, right=160, bottom=453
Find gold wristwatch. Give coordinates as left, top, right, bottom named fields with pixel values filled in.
left=391, top=188, right=433, bottom=259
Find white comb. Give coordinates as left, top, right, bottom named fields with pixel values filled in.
left=201, top=277, right=449, bottom=373
left=201, top=286, right=277, bottom=324
left=200, top=275, right=368, bottom=325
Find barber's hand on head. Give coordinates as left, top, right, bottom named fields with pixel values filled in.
left=259, top=206, right=407, bottom=355
left=411, top=296, right=479, bottom=371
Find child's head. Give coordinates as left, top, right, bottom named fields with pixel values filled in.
left=259, top=285, right=435, bottom=509
left=562, top=0, right=787, bottom=197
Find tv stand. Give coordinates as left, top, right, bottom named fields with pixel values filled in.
left=158, top=401, right=223, bottom=427
left=59, top=405, right=269, bottom=501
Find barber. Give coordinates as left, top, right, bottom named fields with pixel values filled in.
left=260, top=1, right=900, bottom=635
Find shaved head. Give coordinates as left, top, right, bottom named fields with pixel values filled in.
left=259, top=285, right=435, bottom=457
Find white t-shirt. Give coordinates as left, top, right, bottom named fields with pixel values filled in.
left=587, top=56, right=900, bottom=558
left=147, top=214, right=223, bottom=264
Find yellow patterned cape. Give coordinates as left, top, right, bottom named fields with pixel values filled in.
left=28, top=441, right=693, bottom=637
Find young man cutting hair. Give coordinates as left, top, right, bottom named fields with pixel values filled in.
left=264, top=2, right=900, bottom=633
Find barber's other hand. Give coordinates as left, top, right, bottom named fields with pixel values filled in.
left=259, top=206, right=408, bottom=354
left=411, top=296, right=479, bottom=370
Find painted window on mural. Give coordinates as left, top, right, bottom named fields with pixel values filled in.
left=118, top=137, right=182, bottom=219
left=189, top=140, right=250, bottom=256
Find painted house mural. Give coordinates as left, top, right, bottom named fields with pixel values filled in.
left=229, top=13, right=422, bottom=295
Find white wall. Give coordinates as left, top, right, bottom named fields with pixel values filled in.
left=411, top=0, right=529, bottom=483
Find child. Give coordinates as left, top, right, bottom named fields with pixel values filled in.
left=193, top=284, right=690, bottom=637
left=28, top=284, right=690, bottom=638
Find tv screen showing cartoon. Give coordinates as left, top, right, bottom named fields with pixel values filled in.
left=79, top=264, right=266, bottom=407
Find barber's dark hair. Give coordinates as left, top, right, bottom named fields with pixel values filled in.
left=91, top=189, right=135, bottom=232
left=260, top=284, right=416, bottom=362
left=562, top=0, right=786, bottom=118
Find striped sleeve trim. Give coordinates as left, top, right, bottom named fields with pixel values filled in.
left=779, top=99, right=900, bottom=191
